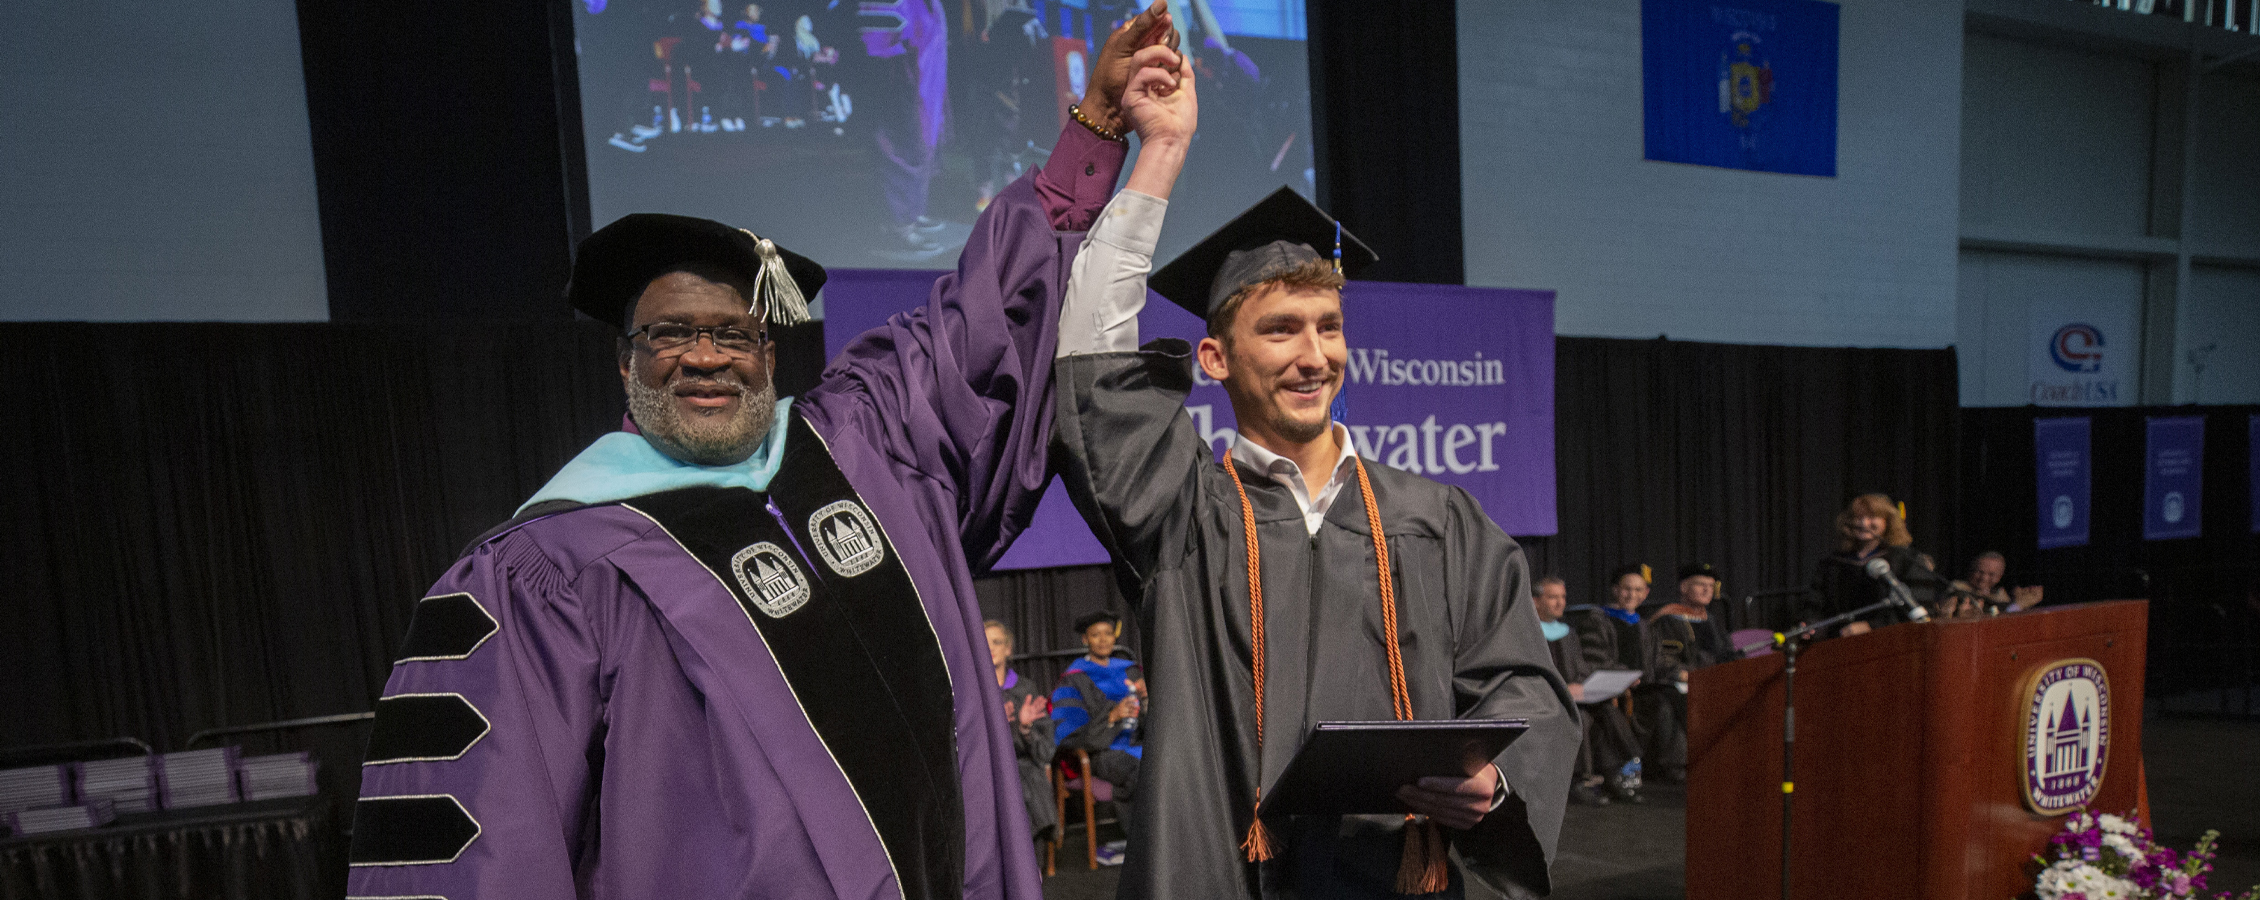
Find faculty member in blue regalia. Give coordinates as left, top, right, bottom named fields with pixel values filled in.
left=1051, top=612, right=1145, bottom=837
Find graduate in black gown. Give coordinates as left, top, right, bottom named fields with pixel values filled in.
left=1049, top=178, right=1578, bottom=897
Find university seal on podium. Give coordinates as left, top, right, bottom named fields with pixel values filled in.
left=2019, top=658, right=2111, bottom=815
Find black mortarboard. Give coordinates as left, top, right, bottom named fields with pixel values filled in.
left=566, top=213, right=826, bottom=331
left=1073, top=611, right=1122, bottom=635
left=1678, top=562, right=1721, bottom=583
left=1147, top=186, right=1378, bottom=321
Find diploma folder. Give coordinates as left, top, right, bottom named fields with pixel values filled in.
left=1256, top=719, right=1528, bottom=818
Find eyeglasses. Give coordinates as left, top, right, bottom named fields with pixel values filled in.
left=628, top=322, right=768, bottom=357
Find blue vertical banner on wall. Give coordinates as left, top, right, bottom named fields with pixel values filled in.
left=1641, top=0, right=1840, bottom=176
left=2143, top=416, right=2204, bottom=541
left=2034, top=417, right=2090, bottom=549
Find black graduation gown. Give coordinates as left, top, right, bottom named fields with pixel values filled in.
left=1002, top=673, right=1058, bottom=840
left=1545, top=625, right=1638, bottom=781
left=1052, top=343, right=1579, bottom=899
left=1562, top=606, right=1655, bottom=679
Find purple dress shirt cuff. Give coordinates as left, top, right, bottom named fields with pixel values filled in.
left=1034, top=120, right=1129, bottom=232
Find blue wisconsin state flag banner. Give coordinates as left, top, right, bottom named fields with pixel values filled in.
left=1642, top=0, right=1840, bottom=176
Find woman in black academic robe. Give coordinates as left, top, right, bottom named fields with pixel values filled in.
left=1802, top=493, right=1948, bottom=636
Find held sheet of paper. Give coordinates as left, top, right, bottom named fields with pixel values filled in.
left=1579, top=669, right=1643, bottom=703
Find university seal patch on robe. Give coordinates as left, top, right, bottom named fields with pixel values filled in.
left=619, top=414, right=963, bottom=900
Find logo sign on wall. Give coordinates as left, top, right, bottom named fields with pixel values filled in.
left=1640, top=0, right=1840, bottom=176
left=2143, top=416, right=2204, bottom=541
left=2020, top=659, right=2111, bottom=815
left=818, top=271, right=1561, bottom=570
left=2028, top=317, right=2124, bottom=406
left=2034, top=417, right=2090, bottom=550
left=1160, top=281, right=1560, bottom=539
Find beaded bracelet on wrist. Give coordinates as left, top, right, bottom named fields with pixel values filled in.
left=1068, top=104, right=1127, bottom=143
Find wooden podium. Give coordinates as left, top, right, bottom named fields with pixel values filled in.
left=1686, top=601, right=2150, bottom=900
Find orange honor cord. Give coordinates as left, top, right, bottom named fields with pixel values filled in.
left=1223, top=460, right=1277, bottom=862
left=1224, top=455, right=1448, bottom=893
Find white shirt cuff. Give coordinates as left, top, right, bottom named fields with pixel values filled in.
left=1057, top=189, right=1166, bottom=358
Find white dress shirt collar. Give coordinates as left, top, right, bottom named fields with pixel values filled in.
left=1229, top=423, right=1360, bottom=536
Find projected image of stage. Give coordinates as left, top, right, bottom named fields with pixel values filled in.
left=573, top=0, right=1312, bottom=268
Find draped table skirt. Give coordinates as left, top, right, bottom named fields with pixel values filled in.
left=1, top=799, right=329, bottom=900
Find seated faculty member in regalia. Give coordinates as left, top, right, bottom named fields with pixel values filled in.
left=344, top=9, right=1187, bottom=898
left=1563, top=564, right=1659, bottom=802
left=1534, top=575, right=1642, bottom=807
left=1046, top=96, right=1578, bottom=895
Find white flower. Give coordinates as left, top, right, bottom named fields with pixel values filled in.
left=2035, top=860, right=2139, bottom=900
left=2098, top=814, right=2139, bottom=836
left=2102, top=832, right=2140, bottom=859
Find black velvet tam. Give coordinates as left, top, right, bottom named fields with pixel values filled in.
left=566, top=213, right=826, bottom=330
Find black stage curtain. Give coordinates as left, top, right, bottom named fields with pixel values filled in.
left=0, top=319, right=823, bottom=754
left=294, top=0, right=588, bottom=322
left=0, top=325, right=1953, bottom=752
left=973, top=563, right=1133, bottom=696
left=0, top=321, right=623, bottom=751
left=1307, top=0, right=1464, bottom=285
left=1958, top=405, right=2259, bottom=704
left=1530, top=337, right=1961, bottom=629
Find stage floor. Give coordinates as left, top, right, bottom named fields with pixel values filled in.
left=1039, top=714, right=2259, bottom=900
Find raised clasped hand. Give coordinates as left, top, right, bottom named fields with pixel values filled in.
left=1122, top=43, right=1196, bottom=146
left=1081, top=1, right=1180, bottom=134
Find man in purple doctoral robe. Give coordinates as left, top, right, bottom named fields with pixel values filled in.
left=344, top=10, right=1185, bottom=899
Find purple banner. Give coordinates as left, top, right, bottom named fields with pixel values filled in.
left=821, top=271, right=1561, bottom=570
left=2034, top=417, right=2089, bottom=550
left=2143, top=416, right=2203, bottom=542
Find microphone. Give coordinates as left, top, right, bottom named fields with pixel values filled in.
left=1864, top=557, right=1929, bottom=623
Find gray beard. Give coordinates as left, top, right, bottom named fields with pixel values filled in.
left=625, top=373, right=778, bottom=466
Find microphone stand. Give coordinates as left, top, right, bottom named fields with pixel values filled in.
left=1736, top=594, right=1914, bottom=900
left=1739, top=586, right=1813, bottom=633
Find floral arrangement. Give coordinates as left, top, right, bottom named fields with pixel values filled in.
left=2030, top=810, right=2258, bottom=900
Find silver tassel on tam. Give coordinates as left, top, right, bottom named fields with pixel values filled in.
left=741, top=229, right=811, bottom=327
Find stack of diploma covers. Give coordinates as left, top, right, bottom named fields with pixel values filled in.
left=237, top=752, right=320, bottom=801
left=1258, top=720, right=1528, bottom=817
left=1577, top=670, right=1643, bottom=704
left=0, top=765, right=72, bottom=817
left=159, top=747, right=242, bottom=809
left=6, top=798, right=117, bottom=836
left=76, top=756, right=159, bottom=813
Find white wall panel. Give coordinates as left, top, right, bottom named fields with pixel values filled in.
left=1457, top=0, right=1963, bottom=348
left=1960, top=33, right=2156, bottom=244
left=2191, top=73, right=2260, bottom=259
left=2178, top=265, right=2260, bottom=403
left=0, top=0, right=327, bottom=321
